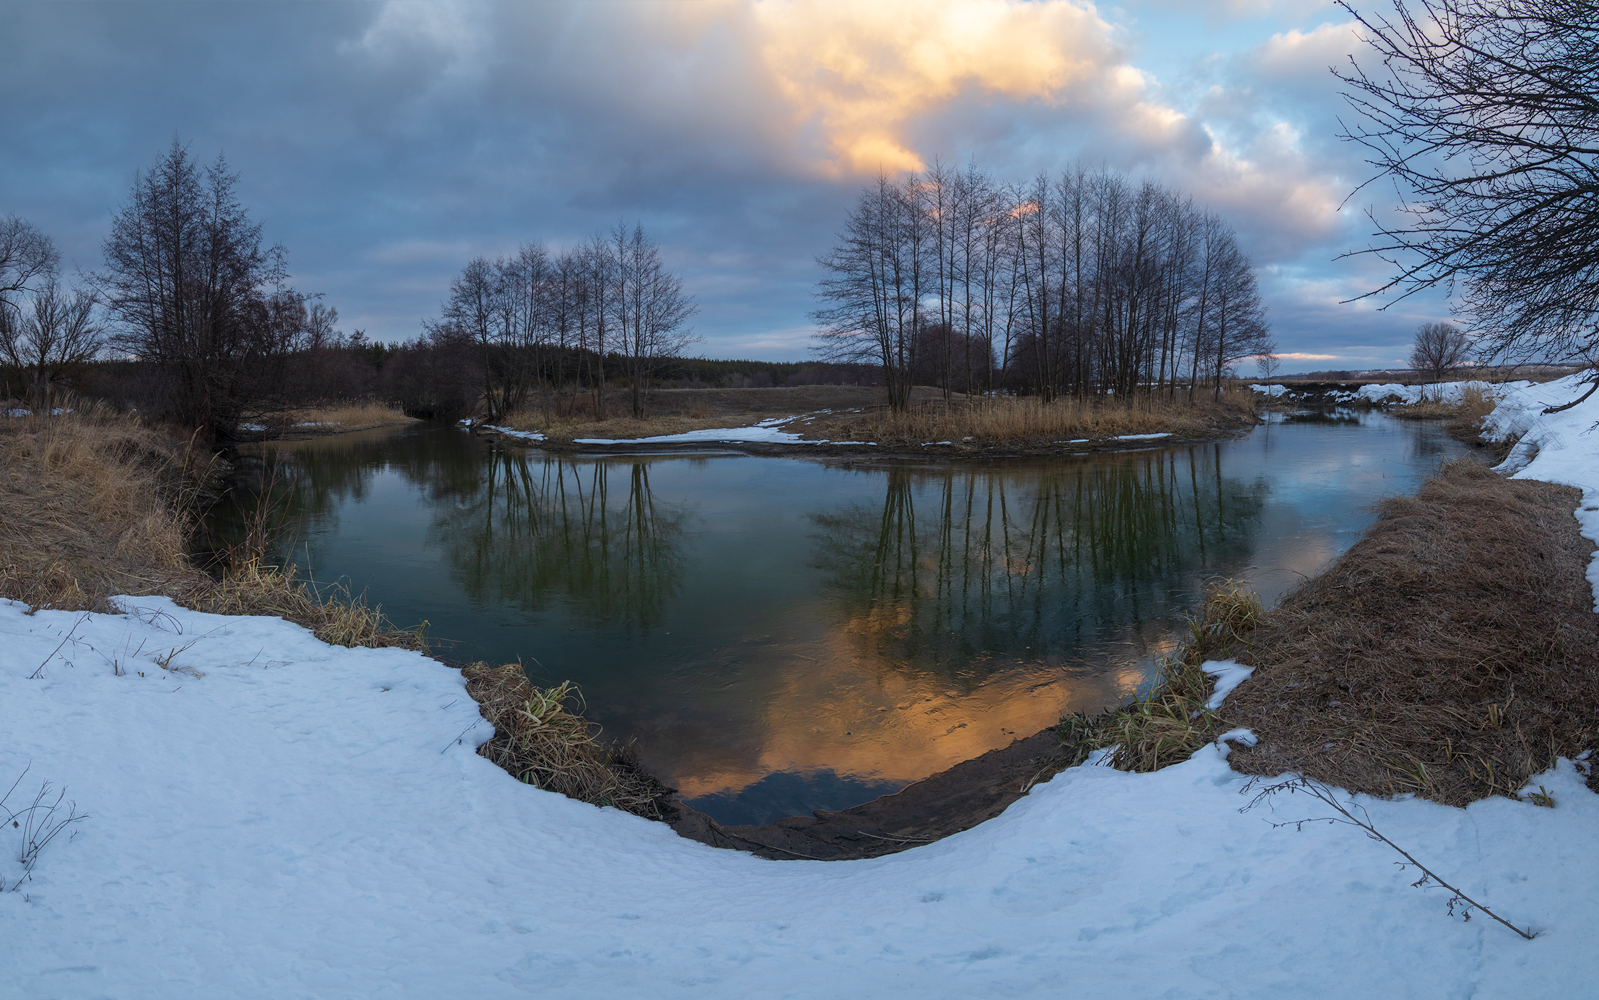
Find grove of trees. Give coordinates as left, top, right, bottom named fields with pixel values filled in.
left=813, top=162, right=1273, bottom=409
left=429, top=223, right=697, bottom=423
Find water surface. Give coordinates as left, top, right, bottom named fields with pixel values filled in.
left=217, top=410, right=1469, bottom=824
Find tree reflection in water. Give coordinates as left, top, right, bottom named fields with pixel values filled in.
left=810, top=446, right=1267, bottom=687
left=432, top=451, right=687, bottom=631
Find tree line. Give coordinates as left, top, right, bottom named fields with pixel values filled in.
left=813, top=162, right=1274, bottom=409
left=0, top=141, right=713, bottom=434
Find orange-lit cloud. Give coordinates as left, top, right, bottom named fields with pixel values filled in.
left=748, top=0, right=1127, bottom=174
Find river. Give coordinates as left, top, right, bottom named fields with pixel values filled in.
left=214, top=408, right=1471, bottom=824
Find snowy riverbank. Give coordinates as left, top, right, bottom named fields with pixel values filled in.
left=4, top=373, right=1597, bottom=998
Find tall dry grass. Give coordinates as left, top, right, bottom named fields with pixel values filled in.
left=270, top=401, right=417, bottom=434
left=0, top=406, right=213, bottom=611
left=844, top=390, right=1255, bottom=445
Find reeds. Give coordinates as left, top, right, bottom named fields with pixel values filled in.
left=828, top=390, right=1255, bottom=445
left=462, top=663, right=668, bottom=816
left=502, top=411, right=742, bottom=444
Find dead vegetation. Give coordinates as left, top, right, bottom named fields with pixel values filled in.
left=0, top=406, right=213, bottom=612
left=1071, top=579, right=1264, bottom=772
left=462, top=663, right=669, bottom=817
left=496, top=384, right=1256, bottom=447
left=1223, top=459, right=1599, bottom=805
left=184, top=555, right=426, bottom=651
left=244, top=400, right=417, bottom=439
left=1390, top=383, right=1503, bottom=449
left=838, top=390, right=1256, bottom=447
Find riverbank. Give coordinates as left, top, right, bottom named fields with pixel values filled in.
left=478, top=384, right=1259, bottom=457
left=4, top=384, right=1598, bottom=995
left=6, top=590, right=1595, bottom=997
left=232, top=401, right=419, bottom=441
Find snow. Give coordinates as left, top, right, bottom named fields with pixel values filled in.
left=1202, top=659, right=1255, bottom=710
left=486, top=424, right=547, bottom=442
left=1353, top=380, right=1532, bottom=406
left=5, top=377, right=1599, bottom=997
left=574, top=415, right=812, bottom=445
left=1114, top=432, right=1171, bottom=441
left=6, top=595, right=1598, bottom=997
left=1482, top=372, right=1599, bottom=611
left=1250, top=380, right=1535, bottom=408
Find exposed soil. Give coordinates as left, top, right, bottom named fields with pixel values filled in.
left=1221, top=459, right=1599, bottom=804
left=667, top=727, right=1080, bottom=861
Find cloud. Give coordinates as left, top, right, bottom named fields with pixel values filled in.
left=749, top=0, right=1126, bottom=174
left=0, top=0, right=1448, bottom=362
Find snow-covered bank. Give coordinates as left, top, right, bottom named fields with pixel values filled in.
left=1482, top=371, right=1599, bottom=610
left=1252, top=379, right=1534, bottom=406
left=4, top=594, right=1597, bottom=998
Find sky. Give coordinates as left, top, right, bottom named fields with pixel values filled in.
left=0, top=0, right=1455, bottom=369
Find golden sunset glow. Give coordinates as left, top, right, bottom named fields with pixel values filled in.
left=750, top=0, right=1122, bottom=174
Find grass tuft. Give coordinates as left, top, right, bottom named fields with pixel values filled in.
left=1074, top=579, right=1263, bottom=772
left=185, top=555, right=426, bottom=650
left=462, top=663, right=669, bottom=817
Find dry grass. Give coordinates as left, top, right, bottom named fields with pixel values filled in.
left=843, top=391, right=1256, bottom=446
left=504, top=412, right=746, bottom=444
left=0, top=406, right=213, bottom=612
left=497, top=385, right=1255, bottom=447
left=462, top=663, right=669, bottom=816
left=269, top=401, right=417, bottom=436
left=184, top=555, right=426, bottom=650
left=1223, top=459, right=1599, bottom=805
left=1072, top=579, right=1264, bottom=772
left=1391, top=383, right=1498, bottom=429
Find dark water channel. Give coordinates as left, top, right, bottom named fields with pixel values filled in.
left=215, top=409, right=1470, bottom=824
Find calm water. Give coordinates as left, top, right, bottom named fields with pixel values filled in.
left=216, top=410, right=1470, bottom=824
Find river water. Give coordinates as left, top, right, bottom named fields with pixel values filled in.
left=215, top=409, right=1470, bottom=824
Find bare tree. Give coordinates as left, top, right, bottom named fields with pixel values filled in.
left=613, top=223, right=698, bottom=418
left=98, top=141, right=291, bottom=432
left=813, top=175, right=928, bottom=411
left=1338, top=0, right=1599, bottom=380
left=0, top=275, right=104, bottom=407
left=0, top=216, right=58, bottom=313
left=1409, top=320, right=1471, bottom=385
left=817, top=162, right=1270, bottom=405
left=1256, top=353, right=1280, bottom=381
